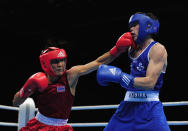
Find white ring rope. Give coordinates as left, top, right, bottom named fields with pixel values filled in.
left=163, top=101, right=188, bottom=106
left=1, top=121, right=188, bottom=127
left=0, top=105, right=19, bottom=111
left=72, top=101, right=188, bottom=110
left=72, top=105, right=119, bottom=111
left=0, top=101, right=188, bottom=127
left=70, top=122, right=107, bottom=127
left=0, top=122, right=18, bottom=127
left=1, top=101, right=188, bottom=111
left=69, top=121, right=188, bottom=127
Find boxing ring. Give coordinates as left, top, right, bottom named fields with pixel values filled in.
left=0, top=98, right=188, bottom=130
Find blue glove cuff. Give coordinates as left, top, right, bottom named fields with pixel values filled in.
left=120, top=73, right=134, bottom=89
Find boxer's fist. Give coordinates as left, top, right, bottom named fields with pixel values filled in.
left=97, top=64, right=122, bottom=86
left=110, top=32, right=136, bottom=56
left=19, top=72, right=48, bottom=98
left=97, top=64, right=135, bottom=90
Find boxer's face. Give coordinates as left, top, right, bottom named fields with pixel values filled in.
left=129, top=23, right=139, bottom=42
left=51, top=58, right=66, bottom=76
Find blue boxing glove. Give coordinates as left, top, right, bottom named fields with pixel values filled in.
left=97, top=64, right=122, bottom=86
left=97, top=64, right=135, bottom=89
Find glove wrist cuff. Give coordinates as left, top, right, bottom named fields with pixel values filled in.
left=110, top=46, right=120, bottom=56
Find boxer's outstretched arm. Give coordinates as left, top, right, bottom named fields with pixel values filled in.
left=66, top=51, right=116, bottom=95
left=74, top=32, right=135, bottom=76
left=72, top=51, right=116, bottom=77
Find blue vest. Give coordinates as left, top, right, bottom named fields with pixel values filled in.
left=128, top=41, right=164, bottom=91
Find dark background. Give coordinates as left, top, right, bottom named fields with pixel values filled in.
left=0, top=0, right=187, bottom=130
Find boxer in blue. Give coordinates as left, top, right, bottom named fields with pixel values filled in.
left=97, top=12, right=170, bottom=131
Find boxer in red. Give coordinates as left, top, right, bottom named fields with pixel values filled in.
left=12, top=35, right=135, bottom=131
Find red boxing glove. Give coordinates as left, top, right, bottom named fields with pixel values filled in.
left=19, top=72, right=48, bottom=98
left=110, top=32, right=136, bottom=56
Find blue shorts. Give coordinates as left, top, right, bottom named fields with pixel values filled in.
left=103, top=101, right=171, bottom=131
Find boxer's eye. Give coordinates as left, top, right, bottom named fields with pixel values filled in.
left=51, top=59, right=65, bottom=64
left=129, top=21, right=139, bottom=28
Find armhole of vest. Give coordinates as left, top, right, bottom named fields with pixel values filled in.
left=65, top=74, right=75, bottom=97
left=147, top=41, right=158, bottom=62
left=147, top=48, right=150, bottom=62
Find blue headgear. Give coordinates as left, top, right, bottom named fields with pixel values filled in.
left=128, top=13, right=159, bottom=44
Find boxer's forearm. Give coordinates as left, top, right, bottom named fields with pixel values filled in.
left=95, top=51, right=116, bottom=65
left=71, top=52, right=116, bottom=77
left=134, top=77, right=156, bottom=90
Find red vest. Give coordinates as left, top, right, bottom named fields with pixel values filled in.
left=36, top=73, right=74, bottom=119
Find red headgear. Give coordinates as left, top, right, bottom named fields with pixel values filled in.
left=39, top=47, right=67, bottom=76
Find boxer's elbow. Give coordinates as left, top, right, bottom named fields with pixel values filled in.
left=145, top=81, right=156, bottom=90
left=147, top=77, right=158, bottom=89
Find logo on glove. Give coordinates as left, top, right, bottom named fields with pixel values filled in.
left=109, top=68, right=116, bottom=75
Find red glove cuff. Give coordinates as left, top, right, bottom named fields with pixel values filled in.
left=110, top=46, right=119, bottom=56
left=110, top=46, right=128, bottom=56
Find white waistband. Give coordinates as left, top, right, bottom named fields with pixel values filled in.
left=124, top=91, right=159, bottom=102
left=35, top=112, right=68, bottom=126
